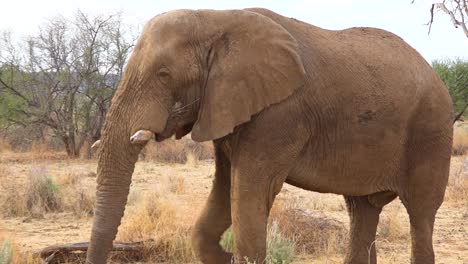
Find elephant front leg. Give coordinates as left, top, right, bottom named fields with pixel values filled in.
left=230, top=165, right=288, bottom=263
left=192, top=141, right=232, bottom=264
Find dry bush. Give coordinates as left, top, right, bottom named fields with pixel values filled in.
left=0, top=166, right=28, bottom=216
left=118, top=191, right=197, bottom=263
left=57, top=171, right=96, bottom=217
left=61, top=185, right=95, bottom=217
left=1, top=166, right=95, bottom=218
left=0, top=166, right=62, bottom=217
left=0, top=139, right=11, bottom=153
left=142, top=138, right=213, bottom=163
left=445, top=176, right=468, bottom=204
left=0, top=180, right=28, bottom=217
left=270, top=199, right=348, bottom=257
left=25, top=167, right=61, bottom=216
left=377, top=212, right=407, bottom=241
left=445, top=157, right=468, bottom=204
left=452, top=127, right=468, bottom=155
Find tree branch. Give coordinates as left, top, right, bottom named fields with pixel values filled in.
left=0, top=77, right=32, bottom=104
left=431, top=1, right=468, bottom=37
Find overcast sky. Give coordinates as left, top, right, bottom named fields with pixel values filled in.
left=1, top=0, right=467, bottom=63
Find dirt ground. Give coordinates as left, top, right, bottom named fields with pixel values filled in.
left=0, top=154, right=467, bottom=263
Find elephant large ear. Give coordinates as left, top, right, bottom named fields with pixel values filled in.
left=191, top=10, right=306, bottom=142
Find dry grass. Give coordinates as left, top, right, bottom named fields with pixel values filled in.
left=0, top=166, right=95, bottom=218
left=270, top=199, right=348, bottom=258
left=1, top=166, right=62, bottom=217
left=452, top=126, right=468, bottom=155
left=185, top=151, right=199, bottom=167
left=377, top=206, right=407, bottom=241
left=0, top=231, right=41, bottom=264
left=0, top=139, right=11, bottom=153
left=168, top=175, right=186, bottom=194
left=445, top=157, right=468, bottom=204
left=0, top=164, right=29, bottom=216
left=57, top=170, right=96, bottom=217
left=118, top=191, right=196, bottom=263
left=56, top=172, right=81, bottom=186
left=142, top=138, right=213, bottom=164
left=26, top=167, right=61, bottom=215
left=445, top=176, right=468, bottom=204
left=61, top=185, right=95, bottom=218
left=0, top=179, right=29, bottom=217
left=0, top=150, right=68, bottom=163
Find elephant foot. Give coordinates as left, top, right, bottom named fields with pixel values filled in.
left=198, top=251, right=232, bottom=264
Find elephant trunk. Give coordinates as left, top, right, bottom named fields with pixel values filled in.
left=86, top=98, right=144, bottom=263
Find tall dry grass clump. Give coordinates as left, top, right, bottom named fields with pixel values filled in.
left=59, top=172, right=95, bottom=217
left=118, top=191, right=196, bottom=263
left=445, top=157, right=468, bottom=204
left=452, top=126, right=468, bottom=155
left=168, top=175, right=186, bottom=194
left=26, top=167, right=61, bottom=215
left=0, top=180, right=28, bottom=217
left=0, top=166, right=28, bottom=216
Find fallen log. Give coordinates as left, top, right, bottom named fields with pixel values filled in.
left=39, top=240, right=150, bottom=263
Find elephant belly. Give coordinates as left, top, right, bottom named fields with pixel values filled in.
left=285, top=144, right=402, bottom=196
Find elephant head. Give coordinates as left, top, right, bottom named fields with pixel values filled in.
left=86, top=9, right=305, bottom=263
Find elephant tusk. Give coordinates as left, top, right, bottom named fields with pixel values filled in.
left=130, top=129, right=155, bottom=145
left=91, top=140, right=101, bottom=150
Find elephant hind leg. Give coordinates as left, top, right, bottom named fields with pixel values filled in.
left=399, top=134, right=451, bottom=264
left=399, top=156, right=449, bottom=263
left=344, top=192, right=396, bottom=264
left=400, top=187, right=439, bottom=264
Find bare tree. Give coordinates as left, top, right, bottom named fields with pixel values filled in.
left=427, top=0, right=468, bottom=38
left=0, top=11, right=135, bottom=157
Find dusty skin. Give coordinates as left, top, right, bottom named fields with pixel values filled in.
left=86, top=7, right=453, bottom=264
left=0, top=150, right=466, bottom=263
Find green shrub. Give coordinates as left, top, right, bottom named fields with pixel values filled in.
left=266, top=221, right=295, bottom=264
left=26, top=168, right=60, bottom=214
left=220, top=227, right=234, bottom=253
left=0, top=240, right=12, bottom=264
left=220, top=222, right=295, bottom=264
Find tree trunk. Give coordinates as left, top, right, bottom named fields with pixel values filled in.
left=62, top=134, right=80, bottom=158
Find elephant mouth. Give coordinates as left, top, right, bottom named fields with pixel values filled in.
left=155, top=133, right=166, bottom=142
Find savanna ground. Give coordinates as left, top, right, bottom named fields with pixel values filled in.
left=0, top=127, right=467, bottom=264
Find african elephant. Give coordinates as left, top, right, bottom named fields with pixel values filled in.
left=85, top=8, right=453, bottom=264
